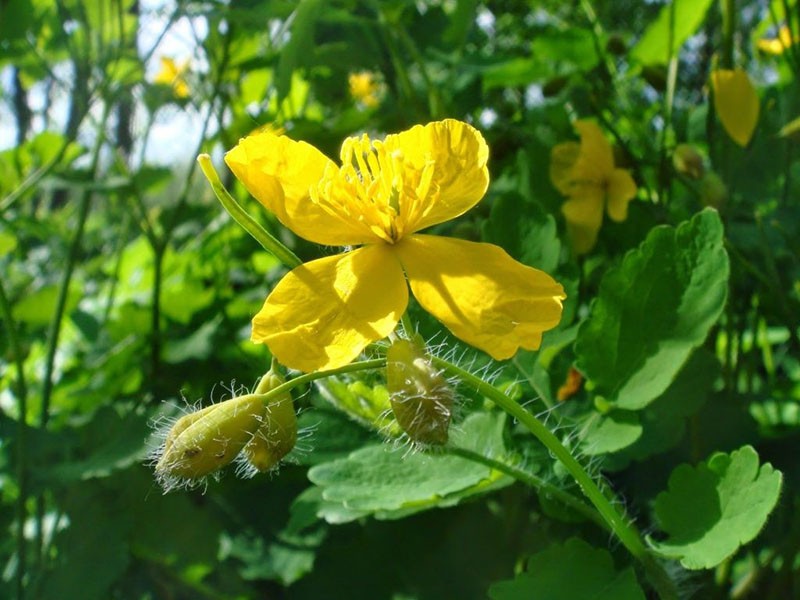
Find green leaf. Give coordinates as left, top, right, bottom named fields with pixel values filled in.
left=580, top=411, right=642, bottom=456
left=531, top=28, right=598, bottom=71
left=0, top=229, right=18, bottom=255
left=651, top=446, right=783, bottom=569
left=489, top=537, right=646, bottom=600
left=631, top=0, right=715, bottom=65
left=307, top=412, right=511, bottom=520
left=575, top=209, right=729, bottom=410
left=39, top=406, right=151, bottom=483
left=12, top=282, right=82, bottom=327
left=162, top=315, right=222, bottom=363
left=482, top=192, right=561, bottom=274
left=276, top=0, right=322, bottom=102
left=604, top=349, right=718, bottom=468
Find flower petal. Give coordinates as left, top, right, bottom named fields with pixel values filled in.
left=251, top=245, right=408, bottom=372
left=549, top=141, right=581, bottom=195
left=384, top=119, right=489, bottom=233
left=606, top=168, right=637, bottom=222
left=395, top=235, right=565, bottom=360
left=711, top=69, right=760, bottom=147
left=225, top=130, right=377, bottom=246
left=561, top=187, right=605, bottom=255
left=572, top=120, right=614, bottom=181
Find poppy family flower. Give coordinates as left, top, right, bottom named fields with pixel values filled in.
left=348, top=71, right=382, bottom=108
left=153, top=56, right=190, bottom=98
left=225, top=119, right=565, bottom=372
left=711, top=69, right=760, bottom=147
left=550, top=120, right=637, bottom=255
left=757, top=26, right=796, bottom=55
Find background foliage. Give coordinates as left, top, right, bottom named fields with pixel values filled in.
left=2, top=0, right=800, bottom=598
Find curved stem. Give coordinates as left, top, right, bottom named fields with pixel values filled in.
left=444, top=446, right=609, bottom=532
left=197, top=154, right=302, bottom=269
left=433, top=357, right=679, bottom=600
left=256, top=359, right=387, bottom=405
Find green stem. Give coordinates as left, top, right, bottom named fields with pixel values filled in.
left=658, top=0, right=678, bottom=205
left=197, top=154, right=302, bottom=269
left=0, top=278, right=28, bottom=600
left=444, top=446, right=608, bottom=532
left=256, top=359, right=387, bottom=405
left=433, top=357, right=679, bottom=600
left=720, top=0, right=735, bottom=70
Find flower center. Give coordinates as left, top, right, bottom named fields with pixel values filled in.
left=309, top=134, right=437, bottom=244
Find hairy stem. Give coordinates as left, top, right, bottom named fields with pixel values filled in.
left=444, top=446, right=609, bottom=532
left=434, top=357, right=679, bottom=600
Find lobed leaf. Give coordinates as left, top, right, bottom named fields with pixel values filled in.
left=651, top=445, right=782, bottom=569
left=575, top=209, right=728, bottom=410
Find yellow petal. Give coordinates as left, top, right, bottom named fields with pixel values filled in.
left=712, top=69, right=760, bottom=147
left=572, top=120, right=615, bottom=182
left=561, top=188, right=605, bottom=255
left=251, top=245, right=408, bottom=372
left=757, top=26, right=795, bottom=56
left=549, top=142, right=581, bottom=196
left=225, top=131, right=378, bottom=246
left=395, top=235, right=565, bottom=360
left=383, top=119, right=489, bottom=233
left=605, top=168, right=637, bottom=222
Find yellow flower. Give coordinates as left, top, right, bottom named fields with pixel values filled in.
left=225, top=119, right=566, bottom=372
left=348, top=71, right=381, bottom=108
left=550, top=120, right=637, bottom=255
left=757, top=25, right=796, bottom=55
left=153, top=56, right=190, bottom=98
left=711, top=69, right=760, bottom=147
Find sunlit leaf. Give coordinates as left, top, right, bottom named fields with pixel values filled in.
left=632, top=0, right=715, bottom=64
left=651, top=446, right=782, bottom=569
left=575, top=209, right=728, bottom=410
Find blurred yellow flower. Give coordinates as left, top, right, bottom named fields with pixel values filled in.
left=348, top=71, right=381, bottom=108
left=550, top=120, right=637, bottom=255
left=153, top=56, right=190, bottom=98
left=711, top=69, right=760, bottom=147
left=225, top=119, right=565, bottom=372
left=757, top=26, right=796, bottom=55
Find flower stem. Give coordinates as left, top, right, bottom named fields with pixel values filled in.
left=443, top=446, right=609, bottom=532
left=433, top=356, right=678, bottom=600
left=256, top=359, right=387, bottom=406
left=197, top=154, right=302, bottom=269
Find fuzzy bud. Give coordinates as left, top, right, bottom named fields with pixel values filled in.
left=386, top=337, right=453, bottom=445
left=672, top=144, right=705, bottom=180
left=700, top=171, right=728, bottom=209
left=156, top=394, right=266, bottom=480
left=243, top=371, right=297, bottom=472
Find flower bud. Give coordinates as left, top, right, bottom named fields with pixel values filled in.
left=700, top=171, right=727, bottom=209
left=243, top=371, right=297, bottom=472
left=156, top=394, right=266, bottom=480
left=387, top=337, right=453, bottom=445
left=672, top=144, right=705, bottom=180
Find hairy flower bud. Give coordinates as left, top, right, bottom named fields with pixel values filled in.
left=672, top=144, right=705, bottom=180
left=243, top=371, right=297, bottom=472
left=386, top=337, right=453, bottom=445
left=156, top=394, right=267, bottom=480
left=700, top=171, right=727, bottom=209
